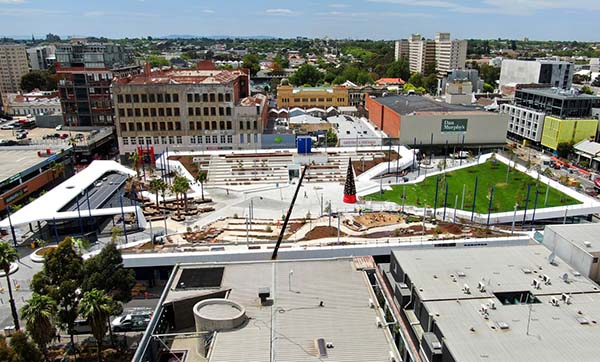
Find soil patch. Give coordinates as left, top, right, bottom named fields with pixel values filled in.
left=354, top=212, right=403, bottom=228
left=34, top=246, right=56, bottom=256
left=302, top=226, right=346, bottom=240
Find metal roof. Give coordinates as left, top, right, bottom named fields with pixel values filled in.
left=545, top=223, right=600, bottom=253
left=373, top=94, right=485, bottom=115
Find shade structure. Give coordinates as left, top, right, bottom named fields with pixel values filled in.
left=343, top=158, right=357, bottom=204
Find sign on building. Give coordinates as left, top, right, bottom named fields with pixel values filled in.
left=441, top=119, right=468, bottom=132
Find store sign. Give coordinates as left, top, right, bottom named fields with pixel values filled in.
left=5, top=187, right=27, bottom=204
left=441, top=119, right=468, bottom=132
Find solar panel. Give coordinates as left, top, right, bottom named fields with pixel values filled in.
left=177, top=267, right=225, bottom=289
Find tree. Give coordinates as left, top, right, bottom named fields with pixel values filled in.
left=581, top=85, right=595, bottom=95
left=110, top=226, right=123, bottom=243
left=0, top=335, right=15, bottom=361
left=289, top=64, right=322, bottom=86
left=9, top=330, right=43, bottom=362
left=479, top=64, right=501, bottom=85
left=423, top=73, right=438, bottom=95
left=172, top=176, right=191, bottom=213
left=21, top=293, right=57, bottom=360
left=31, top=238, right=84, bottom=346
left=20, top=71, right=57, bottom=92
left=242, top=53, right=261, bottom=76
left=424, top=62, right=437, bottom=77
left=483, top=83, right=495, bottom=93
left=79, top=289, right=113, bottom=362
left=557, top=142, right=574, bottom=159
left=195, top=172, right=207, bottom=201
left=384, top=60, right=410, bottom=82
left=82, top=243, right=135, bottom=304
left=129, top=152, right=140, bottom=178
left=149, top=178, right=167, bottom=207
left=408, top=73, right=424, bottom=88
left=0, top=242, right=20, bottom=331
left=271, top=61, right=284, bottom=76
left=326, top=128, right=338, bottom=147
left=146, top=55, right=170, bottom=68
left=593, top=75, right=600, bottom=87
left=50, top=161, right=65, bottom=180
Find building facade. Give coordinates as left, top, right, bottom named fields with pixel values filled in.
left=277, top=85, right=349, bottom=109
left=408, top=33, right=436, bottom=74
left=2, top=91, right=61, bottom=116
left=55, top=42, right=137, bottom=127
left=394, top=39, right=409, bottom=61
left=499, top=59, right=574, bottom=93
left=366, top=94, right=508, bottom=147
left=0, top=44, right=29, bottom=95
left=27, top=45, right=56, bottom=70
left=113, top=66, right=267, bottom=158
left=434, top=32, right=468, bottom=77
left=502, top=87, right=600, bottom=145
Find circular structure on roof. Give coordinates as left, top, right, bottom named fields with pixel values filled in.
left=193, top=298, right=246, bottom=333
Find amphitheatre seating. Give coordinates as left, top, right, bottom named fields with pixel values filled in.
left=206, top=152, right=294, bottom=187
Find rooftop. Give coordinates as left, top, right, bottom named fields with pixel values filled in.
left=544, top=224, right=600, bottom=253
left=518, top=87, right=600, bottom=100
left=373, top=94, right=485, bottom=115
left=137, top=258, right=398, bottom=362
left=0, top=147, right=65, bottom=185
left=115, top=68, right=247, bottom=86
left=392, top=245, right=600, bottom=362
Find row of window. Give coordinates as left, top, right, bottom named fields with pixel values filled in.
left=118, top=107, right=181, bottom=118
left=187, top=93, right=232, bottom=103
left=190, top=135, right=234, bottom=144
left=280, top=97, right=346, bottom=103
left=122, top=134, right=249, bottom=146
left=188, top=107, right=232, bottom=117
left=120, top=119, right=258, bottom=132
left=117, top=93, right=180, bottom=104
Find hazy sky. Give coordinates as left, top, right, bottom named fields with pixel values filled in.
left=1, top=0, right=599, bottom=41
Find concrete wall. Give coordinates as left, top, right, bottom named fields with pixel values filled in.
left=499, top=60, right=541, bottom=89
left=399, top=112, right=509, bottom=146
left=542, top=228, right=595, bottom=281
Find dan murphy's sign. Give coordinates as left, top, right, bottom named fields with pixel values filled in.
left=441, top=119, right=468, bottom=132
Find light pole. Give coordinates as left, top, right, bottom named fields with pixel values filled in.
left=511, top=203, right=518, bottom=234
left=288, top=270, right=294, bottom=292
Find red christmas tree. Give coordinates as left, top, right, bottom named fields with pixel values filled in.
left=343, top=158, right=357, bottom=204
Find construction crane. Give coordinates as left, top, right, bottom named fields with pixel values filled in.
left=271, top=165, right=308, bottom=260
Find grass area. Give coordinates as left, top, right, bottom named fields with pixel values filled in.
left=364, top=159, right=581, bottom=213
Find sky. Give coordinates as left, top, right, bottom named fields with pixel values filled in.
left=1, top=0, right=599, bottom=41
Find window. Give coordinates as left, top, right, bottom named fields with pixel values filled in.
left=141, top=94, right=147, bottom=103
left=225, top=93, right=231, bottom=102
left=120, top=123, right=127, bottom=131
left=151, top=108, right=157, bottom=117
left=146, top=137, right=152, bottom=145
left=218, top=93, right=224, bottom=102
left=175, top=122, right=181, bottom=130
left=176, top=136, right=182, bottom=144
left=220, top=135, right=226, bottom=143
left=117, top=94, right=123, bottom=103
left=138, top=137, right=144, bottom=145
left=240, top=134, right=244, bottom=143
left=191, top=136, right=196, bottom=144
left=206, top=135, right=212, bottom=144
left=160, top=122, right=166, bottom=131
left=165, top=94, right=171, bottom=103
left=123, top=137, right=129, bottom=145
left=226, top=107, right=231, bottom=116
left=240, top=121, right=244, bottom=130
left=161, top=136, right=167, bottom=144
left=174, top=108, right=180, bottom=116
left=226, top=121, right=232, bottom=130
left=190, top=122, right=195, bottom=130
left=195, top=94, right=201, bottom=102
left=144, top=122, right=150, bottom=131
left=212, top=135, right=218, bottom=144
left=211, top=121, right=217, bottom=130
left=219, top=107, right=224, bottom=116
left=168, top=136, right=174, bottom=144
left=148, top=94, right=155, bottom=102
left=158, top=108, right=165, bottom=117
left=127, top=109, right=133, bottom=117
left=136, top=123, right=143, bottom=131
left=143, top=108, right=149, bottom=117
left=196, top=107, right=202, bottom=116
left=154, top=136, right=159, bottom=144
left=219, top=121, right=225, bottom=129
left=133, top=94, right=140, bottom=103
left=118, top=109, right=125, bottom=117
left=203, top=107, right=209, bottom=116
left=130, top=137, right=137, bottom=145
left=197, top=121, right=202, bottom=130
left=227, top=135, right=233, bottom=143
left=198, top=136, right=203, bottom=144
left=187, top=94, right=193, bottom=102
left=135, top=108, right=141, bottom=117
left=211, top=107, right=216, bottom=116
left=203, top=94, right=208, bottom=102
left=125, top=94, right=131, bottom=103
left=166, top=108, right=172, bottom=117
left=167, top=122, right=174, bottom=130
left=188, top=107, right=194, bottom=116
left=210, top=93, right=215, bottom=102
left=157, top=94, right=163, bottom=103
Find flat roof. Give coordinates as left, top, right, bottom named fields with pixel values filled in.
left=0, top=147, right=65, bottom=184
left=149, top=258, right=396, bottom=362
left=115, top=69, right=246, bottom=86
left=392, top=245, right=599, bottom=302
left=545, top=224, right=600, bottom=253
left=373, top=95, right=486, bottom=115
left=518, top=87, right=600, bottom=100
left=329, top=115, right=379, bottom=140
left=393, top=245, right=600, bottom=362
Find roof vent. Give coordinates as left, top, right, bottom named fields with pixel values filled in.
left=314, top=338, right=328, bottom=357
left=497, top=321, right=510, bottom=330
left=521, top=268, right=532, bottom=274
left=584, top=241, right=592, bottom=248
left=259, top=287, right=271, bottom=306
left=577, top=317, right=590, bottom=325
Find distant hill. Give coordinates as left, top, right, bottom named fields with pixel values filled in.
left=162, top=35, right=278, bottom=40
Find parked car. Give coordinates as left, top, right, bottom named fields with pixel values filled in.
left=111, top=312, right=152, bottom=332
left=1, top=124, right=15, bottom=130
left=55, top=124, right=63, bottom=130
left=73, top=319, right=92, bottom=334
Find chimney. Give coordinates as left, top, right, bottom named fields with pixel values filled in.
left=144, top=62, right=151, bottom=77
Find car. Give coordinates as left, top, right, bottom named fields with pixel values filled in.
left=55, top=124, right=63, bottom=130
left=60, top=133, right=68, bottom=139
left=1, top=124, right=15, bottom=130
left=102, top=177, right=108, bottom=181
left=111, top=312, right=152, bottom=332
left=95, top=181, right=102, bottom=187
left=72, top=319, right=92, bottom=334
left=15, top=133, right=27, bottom=140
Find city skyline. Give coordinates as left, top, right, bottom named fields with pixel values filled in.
left=1, top=0, right=599, bottom=41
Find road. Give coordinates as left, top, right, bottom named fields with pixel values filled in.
left=62, top=173, right=128, bottom=211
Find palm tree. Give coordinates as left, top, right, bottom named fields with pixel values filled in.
left=78, top=289, right=113, bottom=362
left=173, top=176, right=190, bottom=213
left=129, top=152, right=140, bottom=179
left=124, top=177, right=140, bottom=201
left=50, top=161, right=65, bottom=180
left=195, top=172, right=207, bottom=201
left=21, top=293, right=57, bottom=360
left=149, top=179, right=167, bottom=208
left=0, top=242, right=20, bottom=330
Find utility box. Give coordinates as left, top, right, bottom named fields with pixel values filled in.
left=297, top=136, right=312, bottom=154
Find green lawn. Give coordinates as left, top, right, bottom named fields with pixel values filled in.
left=364, top=160, right=581, bottom=214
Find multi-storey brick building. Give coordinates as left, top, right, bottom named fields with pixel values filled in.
left=113, top=63, right=267, bottom=160
left=55, top=42, right=137, bottom=127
